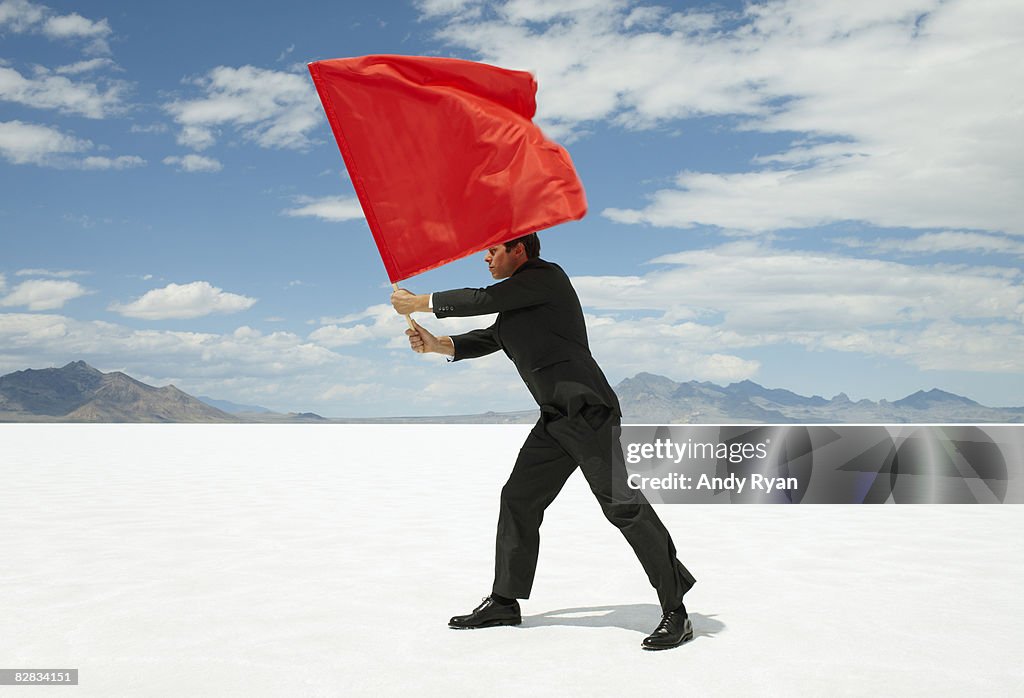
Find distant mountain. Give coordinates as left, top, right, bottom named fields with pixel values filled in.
left=0, top=361, right=237, bottom=423
left=2, top=363, right=1020, bottom=424
left=892, top=389, right=980, bottom=410
left=616, top=373, right=784, bottom=423
left=615, top=373, right=1023, bottom=423
left=725, top=379, right=830, bottom=408
left=198, top=396, right=272, bottom=414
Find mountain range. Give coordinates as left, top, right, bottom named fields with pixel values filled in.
left=0, top=361, right=236, bottom=423
left=613, top=373, right=1023, bottom=423
left=0, top=362, right=1021, bottom=423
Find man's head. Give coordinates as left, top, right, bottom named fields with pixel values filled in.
left=485, top=233, right=540, bottom=279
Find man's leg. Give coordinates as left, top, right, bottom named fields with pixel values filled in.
left=546, top=406, right=696, bottom=612
left=492, top=418, right=579, bottom=600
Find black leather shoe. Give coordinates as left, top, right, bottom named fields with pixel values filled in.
left=449, top=595, right=522, bottom=629
left=641, top=607, right=693, bottom=650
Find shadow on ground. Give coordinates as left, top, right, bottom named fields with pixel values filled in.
left=521, top=603, right=724, bottom=639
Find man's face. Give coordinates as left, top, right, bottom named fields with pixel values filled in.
left=485, top=243, right=525, bottom=279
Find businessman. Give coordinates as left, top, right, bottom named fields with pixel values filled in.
left=390, top=233, right=696, bottom=650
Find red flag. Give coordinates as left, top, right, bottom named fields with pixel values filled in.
left=308, top=55, right=587, bottom=282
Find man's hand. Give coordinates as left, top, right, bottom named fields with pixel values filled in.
left=406, top=320, right=454, bottom=356
left=391, top=288, right=429, bottom=315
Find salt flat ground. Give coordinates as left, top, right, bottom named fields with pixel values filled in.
left=1, top=425, right=1022, bottom=697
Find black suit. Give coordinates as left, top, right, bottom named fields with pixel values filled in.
left=433, top=257, right=696, bottom=612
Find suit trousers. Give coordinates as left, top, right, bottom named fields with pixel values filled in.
left=491, top=406, right=697, bottom=612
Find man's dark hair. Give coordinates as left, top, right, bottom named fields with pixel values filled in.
left=503, top=232, right=541, bottom=259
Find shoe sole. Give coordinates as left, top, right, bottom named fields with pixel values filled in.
left=449, top=619, right=522, bottom=630
left=641, top=628, right=694, bottom=650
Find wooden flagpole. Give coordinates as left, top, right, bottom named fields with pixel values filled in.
left=392, top=283, right=417, bottom=331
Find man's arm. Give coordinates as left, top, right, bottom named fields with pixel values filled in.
left=391, top=289, right=432, bottom=315
left=405, top=320, right=500, bottom=361
left=448, top=324, right=500, bottom=361
left=392, top=268, right=547, bottom=320
left=405, top=321, right=454, bottom=356
left=392, top=290, right=501, bottom=361
left=432, top=269, right=547, bottom=317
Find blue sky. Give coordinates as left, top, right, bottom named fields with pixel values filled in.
left=2, top=0, right=1022, bottom=416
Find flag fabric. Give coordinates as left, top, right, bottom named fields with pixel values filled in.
left=308, top=55, right=587, bottom=283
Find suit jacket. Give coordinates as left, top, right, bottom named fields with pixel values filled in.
left=432, top=257, right=621, bottom=419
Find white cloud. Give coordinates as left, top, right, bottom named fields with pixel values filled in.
left=109, top=281, right=258, bottom=320
left=424, top=0, right=1024, bottom=236
left=0, top=119, right=88, bottom=164
left=54, top=58, right=116, bottom=75
left=500, top=0, right=628, bottom=23
left=0, top=313, right=347, bottom=382
left=62, top=213, right=111, bottom=228
left=623, top=5, right=667, bottom=29
left=581, top=312, right=763, bottom=383
left=165, top=65, right=321, bottom=151
left=311, top=304, right=417, bottom=349
left=173, top=124, right=213, bottom=150
left=162, top=154, right=223, bottom=173
left=276, top=44, right=295, bottom=63
left=0, top=1, right=112, bottom=53
left=0, top=120, right=143, bottom=168
left=0, top=279, right=90, bottom=310
left=416, top=350, right=533, bottom=412
left=834, top=231, right=1024, bottom=258
left=0, top=273, right=6, bottom=293
left=0, top=64, right=124, bottom=117
left=41, top=11, right=110, bottom=39
left=129, top=122, right=169, bottom=134
left=415, top=0, right=483, bottom=19
left=16, top=268, right=88, bottom=278
left=584, top=241, right=1024, bottom=329
left=309, top=323, right=379, bottom=348
left=319, top=382, right=377, bottom=400
left=281, top=195, right=365, bottom=223
left=79, top=155, right=145, bottom=170
left=0, top=0, right=45, bottom=33
left=569, top=241, right=1024, bottom=376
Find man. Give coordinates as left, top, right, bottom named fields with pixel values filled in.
left=390, top=233, right=696, bottom=650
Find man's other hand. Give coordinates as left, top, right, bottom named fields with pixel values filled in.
left=391, top=288, right=428, bottom=315
left=405, top=320, right=454, bottom=356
